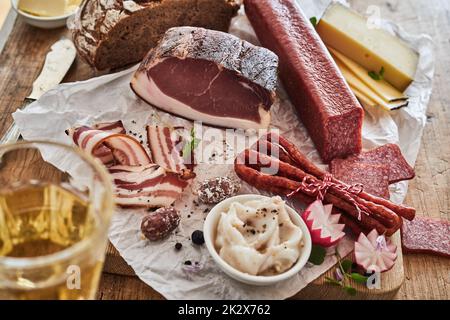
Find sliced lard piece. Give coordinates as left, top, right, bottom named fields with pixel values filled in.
left=68, top=126, right=151, bottom=166
left=131, top=27, right=279, bottom=130
left=147, top=126, right=185, bottom=173
left=110, top=164, right=189, bottom=208
left=92, top=120, right=126, bottom=134
left=91, top=121, right=126, bottom=164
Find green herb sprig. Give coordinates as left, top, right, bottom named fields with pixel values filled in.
left=310, top=16, right=318, bottom=27
left=182, top=128, right=200, bottom=158
left=308, top=245, right=326, bottom=265
left=368, top=66, right=385, bottom=81
left=324, top=251, right=369, bottom=296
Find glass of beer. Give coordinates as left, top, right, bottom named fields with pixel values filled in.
left=0, top=141, right=114, bottom=299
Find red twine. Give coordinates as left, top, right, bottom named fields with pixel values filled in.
left=287, top=173, right=368, bottom=220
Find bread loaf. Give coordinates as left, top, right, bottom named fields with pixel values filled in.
left=69, top=0, right=240, bottom=70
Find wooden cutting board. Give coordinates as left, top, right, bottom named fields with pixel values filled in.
left=104, top=228, right=404, bottom=300
left=0, top=15, right=404, bottom=301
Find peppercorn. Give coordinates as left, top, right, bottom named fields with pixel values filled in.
left=175, top=242, right=182, bottom=251
left=191, top=230, right=205, bottom=245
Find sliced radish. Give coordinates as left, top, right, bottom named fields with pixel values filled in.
left=354, top=229, right=398, bottom=273
left=302, top=200, right=346, bottom=247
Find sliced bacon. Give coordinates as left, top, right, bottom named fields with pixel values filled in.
left=110, top=164, right=188, bottom=208
left=69, top=126, right=151, bottom=166
left=93, top=145, right=115, bottom=165
left=147, top=126, right=185, bottom=172
left=68, top=122, right=195, bottom=208
left=91, top=122, right=126, bottom=165
left=93, top=121, right=126, bottom=134
left=70, top=122, right=125, bottom=165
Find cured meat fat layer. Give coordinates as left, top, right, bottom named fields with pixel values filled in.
left=131, top=27, right=279, bottom=130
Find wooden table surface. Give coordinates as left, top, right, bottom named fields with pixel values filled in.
left=0, top=0, right=448, bottom=300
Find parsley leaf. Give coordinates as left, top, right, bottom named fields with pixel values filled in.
left=325, top=277, right=342, bottom=287
left=350, top=273, right=369, bottom=284
left=308, top=245, right=326, bottom=265
left=182, top=128, right=200, bottom=158
left=368, top=66, right=385, bottom=81
left=310, top=16, right=318, bottom=27
left=340, top=259, right=353, bottom=274
left=368, top=71, right=380, bottom=80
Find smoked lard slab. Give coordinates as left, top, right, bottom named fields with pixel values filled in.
left=244, top=0, right=363, bottom=162
left=131, top=27, right=279, bottom=130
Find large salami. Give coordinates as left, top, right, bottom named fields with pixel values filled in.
left=244, top=0, right=363, bottom=163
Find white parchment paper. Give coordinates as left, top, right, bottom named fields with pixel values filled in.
left=13, top=0, right=434, bottom=299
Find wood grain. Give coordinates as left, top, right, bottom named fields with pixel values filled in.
left=0, top=0, right=448, bottom=300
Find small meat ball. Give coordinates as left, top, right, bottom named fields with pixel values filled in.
left=141, top=207, right=180, bottom=241
left=197, top=177, right=240, bottom=204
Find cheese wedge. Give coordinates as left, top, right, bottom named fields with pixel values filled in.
left=317, top=3, right=418, bottom=91
left=332, top=54, right=408, bottom=111
left=328, top=47, right=408, bottom=102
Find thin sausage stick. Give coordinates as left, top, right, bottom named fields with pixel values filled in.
left=251, top=149, right=401, bottom=229
left=252, top=139, right=294, bottom=164
left=266, top=132, right=415, bottom=220
left=338, top=212, right=368, bottom=237
left=235, top=157, right=389, bottom=234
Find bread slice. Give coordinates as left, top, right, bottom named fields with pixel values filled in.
left=69, top=0, right=240, bottom=70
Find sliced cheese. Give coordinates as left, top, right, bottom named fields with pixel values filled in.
left=351, top=86, right=377, bottom=109
left=332, top=54, right=408, bottom=111
left=317, top=3, right=418, bottom=91
left=328, top=47, right=408, bottom=102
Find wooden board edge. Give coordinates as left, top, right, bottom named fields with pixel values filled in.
left=103, top=231, right=404, bottom=299
left=293, top=231, right=404, bottom=299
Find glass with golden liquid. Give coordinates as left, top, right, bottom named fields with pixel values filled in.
left=0, top=141, right=114, bottom=299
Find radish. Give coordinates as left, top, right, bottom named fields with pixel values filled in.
left=302, top=200, right=346, bottom=247
left=354, top=229, right=398, bottom=273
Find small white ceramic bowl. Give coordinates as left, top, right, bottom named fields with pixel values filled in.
left=204, top=194, right=312, bottom=286
left=11, top=0, right=77, bottom=29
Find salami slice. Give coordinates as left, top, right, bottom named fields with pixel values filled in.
left=330, top=144, right=415, bottom=184
left=401, top=216, right=450, bottom=258
left=331, top=162, right=390, bottom=199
